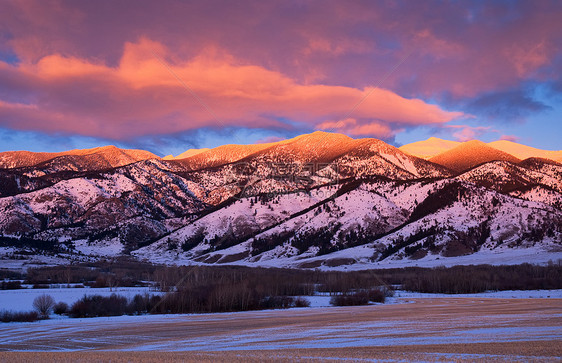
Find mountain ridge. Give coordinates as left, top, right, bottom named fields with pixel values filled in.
left=0, top=145, right=160, bottom=170
left=400, top=137, right=562, bottom=164
left=2, top=132, right=560, bottom=171
left=1, top=131, right=560, bottom=270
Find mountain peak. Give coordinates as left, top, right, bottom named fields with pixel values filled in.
left=171, top=131, right=360, bottom=169
left=399, top=137, right=461, bottom=159
left=294, top=130, right=354, bottom=143
left=463, top=139, right=487, bottom=146
left=292, top=131, right=354, bottom=143
left=429, top=140, right=520, bottom=172
left=310, top=130, right=352, bottom=137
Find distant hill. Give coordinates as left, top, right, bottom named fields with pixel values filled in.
left=429, top=140, right=520, bottom=172
left=401, top=138, right=562, bottom=164
left=488, top=140, right=562, bottom=163
left=0, top=146, right=159, bottom=169
left=399, top=137, right=461, bottom=159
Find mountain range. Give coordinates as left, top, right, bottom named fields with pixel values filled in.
left=1, top=132, right=561, bottom=270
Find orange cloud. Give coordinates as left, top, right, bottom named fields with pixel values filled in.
left=0, top=39, right=465, bottom=140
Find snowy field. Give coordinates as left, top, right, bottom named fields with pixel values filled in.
left=0, top=296, right=560, bottom=362
left=392, top=289, right=562, bottom=299
left=0, top=287, right=161, bottom=312
left=1, top=287, right=561, bottom=314
left=1, top=286, right=561, bottom=361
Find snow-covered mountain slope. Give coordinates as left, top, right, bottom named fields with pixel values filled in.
left=0, top=160, right=207, bottom=250
left=455, top=159, right=562, bottom=194
left=333, top=139, right=450, bottom=179
left=399, top=137, right=461, bottom=159
left=1, top=132, right=561, bottom=269
left=133, top=179, right=562, bottom=268
left=509, top=185, right=562, bottom=210
left=0, top=146, right=159, bottom=170
left=429, top=140, right=521, bottom=172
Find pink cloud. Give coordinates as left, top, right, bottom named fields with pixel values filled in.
left=446, top=125, right=492, bottom=142
left=317, top=118, right=395, bottom=139
left=0, top=39, right=464, bottom=140
left=412, top=29, right=466, bottom=60
left=1, top=0, right=560, bottom=149
left=2, top=1, right=560, bottom=100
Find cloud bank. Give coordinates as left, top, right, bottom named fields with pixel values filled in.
left=0, top=0, right=560, bottom=151
left=0, top=38, right=463, bottom=140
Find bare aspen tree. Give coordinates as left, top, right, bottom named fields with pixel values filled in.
left=33, top=294, right=55, bottom=318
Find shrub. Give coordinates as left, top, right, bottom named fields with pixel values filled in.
left=0, top=270, right=23, bottom=280
left=0, top=280, right=22, bottom=290
left=330, top=291, right=370, bottom=306
left=53, top=302, right=69, bottom=315
left=0, top=310, right=39, bottom=323
left=92, top=276, right=108, bottom=288
left=69, top=294, right=131, bottom=318
left=33, top=294, right=55, bottom=318
left=329, top=288, right=385, bottom=306
left=367, top=288, right=386, bottom=303
left=382, top=285, right=395, bottom=298
left=294, top=297, right=311, bottom=307
left=130, top=294, right=162, bottom=315
left=259, top=296, right=294, bottom=309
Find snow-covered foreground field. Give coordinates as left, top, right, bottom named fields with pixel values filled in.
left=0, top=295, right=561, bottom=362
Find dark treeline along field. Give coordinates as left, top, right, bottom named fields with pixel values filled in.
left=1, top=260, right=561, bottom=319
left=12, top=259, right=561, bottom=293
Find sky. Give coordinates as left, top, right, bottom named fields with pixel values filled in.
left=0, top=0, right=561, bottom=156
